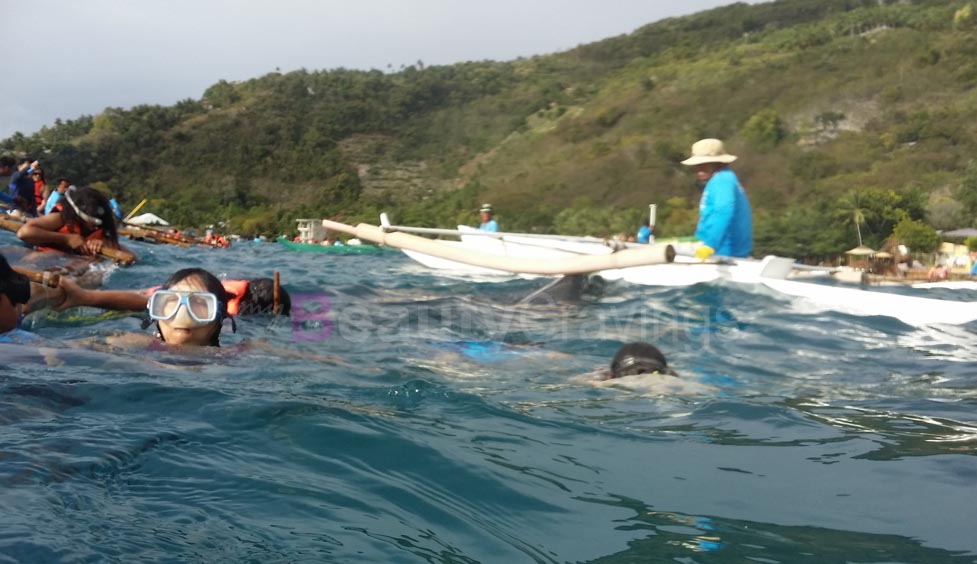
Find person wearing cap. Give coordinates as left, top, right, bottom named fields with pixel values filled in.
left=681, top=139, right=752, bottom=259
left=478, top=203, right=499, bottom=232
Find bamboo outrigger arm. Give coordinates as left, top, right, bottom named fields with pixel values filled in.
left=323, top=219, right=675, bottom=275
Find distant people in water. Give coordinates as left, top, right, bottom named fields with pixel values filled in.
left=636, top=219, right=652, bottom=244
left=478, top=203, right=499, bottom=232
left=681, top=139, right=752, bottom=259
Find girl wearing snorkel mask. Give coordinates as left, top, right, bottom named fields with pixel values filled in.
left=148, top=268, right=235, bottom=347
left=17, top=185, right=131, bottom=258
left=50, top=268, right=233, bottom=348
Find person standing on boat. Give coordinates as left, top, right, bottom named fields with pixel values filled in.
left=478, top=203, right=499, bottom=232
left=681, top=139, right=752, bottom=259
left=636, top=219, right=652, bottom=244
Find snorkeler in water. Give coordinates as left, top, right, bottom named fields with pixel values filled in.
left=52, top=268, right=308, bottom=356
left=54, top=267, right=235, bottom=347
left=607, top=341, right=678, bottom=379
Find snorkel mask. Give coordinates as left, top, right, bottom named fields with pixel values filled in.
left=147, top=290, right=221, bottom=326
left=64, top=185, right=104, bottom=227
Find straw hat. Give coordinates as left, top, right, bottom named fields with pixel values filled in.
left=680, top=138, right=738, bottom=166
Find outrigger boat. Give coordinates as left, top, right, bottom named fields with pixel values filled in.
left=337, top=215, right=977, bottom=327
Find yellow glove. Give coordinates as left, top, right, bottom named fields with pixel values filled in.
left=694, top=245, right=715, bottom=261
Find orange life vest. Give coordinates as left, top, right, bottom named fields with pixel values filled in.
left=36, top=223, right=104, bottom=253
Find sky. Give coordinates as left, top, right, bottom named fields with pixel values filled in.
left=3, top=0, right=755, bottom=139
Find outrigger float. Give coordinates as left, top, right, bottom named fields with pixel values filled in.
left=320, top=215, right=977, bottom=327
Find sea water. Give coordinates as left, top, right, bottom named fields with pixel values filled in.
left=1, top=234, right=976, bottom=563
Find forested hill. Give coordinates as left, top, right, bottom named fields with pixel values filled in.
left=4, top=0, right=977, bottom=257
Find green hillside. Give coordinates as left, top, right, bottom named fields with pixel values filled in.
left=4, top=0, right=977, bottom=257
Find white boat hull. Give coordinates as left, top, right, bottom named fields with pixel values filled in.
left=391, top=223, right=977, bottom=327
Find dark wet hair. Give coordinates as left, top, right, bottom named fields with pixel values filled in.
left=0, top=254, right=30, bottom=305
left=237, top=278, right=291, bottom=316
left=61, top=186, right=119, bottom=244
left=610, top=342, right=676, bottom=378
left=159, top=268, right=235, bottom=346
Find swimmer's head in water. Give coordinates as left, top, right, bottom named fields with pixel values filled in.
left=156, top=268, right=234, bottom=346
left=238, top=278, right=291, bottom=316
left=61, top=186, right=119, bottom=243
left=610, top=342, right=677, bottom=378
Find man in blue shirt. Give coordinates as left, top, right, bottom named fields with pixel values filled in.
left=636, top=219, right=652, bottom=243
left=109, top=194, right=123, bottom=220
left=43, top=179, right=70, bottom=215
left=681, top=139, right=752, bottom=259
left=479, top=203, right=499, bottom=232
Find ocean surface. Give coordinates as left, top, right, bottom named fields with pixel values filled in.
left=2, top=233, right=976, bottom=563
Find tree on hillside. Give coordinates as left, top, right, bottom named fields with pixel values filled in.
left=836, top=191, right=868, bottom=247
left=956, top=159, right=977, bottom=226
left=892, top=217, right=940, bottom=253
left=741, top=109, right=787, bottom=150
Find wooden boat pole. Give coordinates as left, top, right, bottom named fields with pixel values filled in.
left=273, top=271, right=280, bottom=315
left=324, top=219, right=675, bottom=275
left=380, top=221, right=625, bottom=246
left=10, top=265, right=61, bottom=288
left=123, top=198, right=148, bottom=222
left=0, top=216, right=135, bottom=265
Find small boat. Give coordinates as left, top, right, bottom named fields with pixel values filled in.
left=277, top=237, right=383, bottom=254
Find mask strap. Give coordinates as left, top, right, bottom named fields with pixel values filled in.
left=64, top=186, right=103, bottom=226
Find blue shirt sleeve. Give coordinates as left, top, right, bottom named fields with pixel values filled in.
left=480, top=220, right=499, bottom=233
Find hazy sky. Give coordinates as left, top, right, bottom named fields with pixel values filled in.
left=3, top=0, right=753, bottom=139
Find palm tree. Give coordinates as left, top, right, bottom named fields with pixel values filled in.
left=836, top=191, right=869, bottom=247
left=851, top=207, right=865, bottom=247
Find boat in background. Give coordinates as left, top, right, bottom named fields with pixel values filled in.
left=277, top=237, right=383, bottom=254
left=372, top=214, right=977, bottom=327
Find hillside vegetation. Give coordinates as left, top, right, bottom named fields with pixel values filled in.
left=4, top=0, right=977, bottom=257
